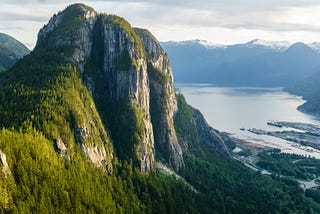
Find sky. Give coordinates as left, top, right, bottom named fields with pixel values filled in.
left=2, top=0, right=320, bottom=49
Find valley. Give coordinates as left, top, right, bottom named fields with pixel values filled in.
left=163, top=40, right=320, bottom=87
left=177, top=84, right=320, bottom=156
left=178, top=84, right=320, bottom=194
left=177, top=84, right=320, bottom=153
left=164, top=39, right=320, bottom=116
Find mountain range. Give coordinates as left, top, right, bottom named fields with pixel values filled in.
left=0, top=33, right=29, bottom=72
left=162, top=39, right=320, bottom=86
left=0, top=4, right=317, bottom=213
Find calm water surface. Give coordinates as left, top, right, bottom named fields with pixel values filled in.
left=177, top=84, right=320, bottom=158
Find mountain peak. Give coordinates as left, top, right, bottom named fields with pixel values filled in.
left=63, top=3, right=97, bottom=19
left=37, top=3, right=97, bottom=47
left=66, top=3, right=95, bottom=12
left=162, top=40, right=226, bottom=49
left=286, top=42, right=314, bottom=53
left=164, top=39, right=206, bottom=46
left=33, top=3, right=188, bottom=171
left=245, top=39, right=291, bottom=51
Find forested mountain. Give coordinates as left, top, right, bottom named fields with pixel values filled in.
left=286, top=70, right=320, bottom=114
left=162, top=40, right=320, bottom=86
left=0, top=33, right=29, bottom=72
left=0, top=4, right=317, bottom=213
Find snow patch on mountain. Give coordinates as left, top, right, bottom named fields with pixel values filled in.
left=308, top=42, right=320, bottom=52
left=198, top=40, right=227, bottom=49
left=162, top=40, right=226, bottom=49
left=162, top=39, right=292, bottom=51
left=245, top=39, right=291, bottom=52
left=162, top=39, right=320, bottom=53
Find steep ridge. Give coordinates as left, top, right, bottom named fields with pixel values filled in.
left=0, top=33, right=29, bottom=72
left=174, top=94, right=230, bottom=158
left=0, top=33, right=29, bottom=59
left=191, top=108, right=230, bottom=157
left=0, top=44, right=15, bottom=72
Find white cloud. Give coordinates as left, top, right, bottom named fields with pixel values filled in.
left=2, top=0, right=320, bottom=49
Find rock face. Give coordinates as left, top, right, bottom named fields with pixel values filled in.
left=86, top=16, right=155, bottom=172
left=53, top=139, right=67, bottom=157
left=37, top=4, right=113, bottom=172
left=81, top=143, right=112, bottom=173
left=38, top=4, right=97, bottom=73
left=135, top=29, right=184, bottom=169
left=0, top=150, right=11, bottom=176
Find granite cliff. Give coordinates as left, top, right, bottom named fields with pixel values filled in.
left=0, top=4, right=229, bottom=173
left=35, top=3, right=230, bottom=171
left=37, top=4, right=160, bottom=171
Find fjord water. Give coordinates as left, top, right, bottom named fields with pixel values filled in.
left=177, top=84, right=320, bottom=157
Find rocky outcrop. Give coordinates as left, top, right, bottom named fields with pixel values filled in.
left=38, top=4, right=97, bottom=73
left=0, top=150, right=11, bottom=176
left=81, top=143, right=112, bottom=173
left=75, top=125, right=90, bottom=144
left=135, top=29, right=184, bottom=169
left=53, top=139, right=67, bottom=157
left=38, top=13, right=64, bottom=42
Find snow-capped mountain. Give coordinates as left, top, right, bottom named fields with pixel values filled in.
left=162, top=39, right=320, bottom=86
left=162, top=39, right=291, bottom=52
left=308, top=42, right=320, bottom=52
left=245, top=39, right=291, bottom=52
left=197, top=40, right=227, bottom=49
left=163, top=39, right=227, bottom=49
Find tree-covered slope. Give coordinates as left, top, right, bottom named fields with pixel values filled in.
left=0, top=128, right=201, bottom=213
left=0, top=3, right=318, bottom=213
left=0, top=33, right=29, bottom=58
left=173, top=93, right=317, bottom=213
left=0, top=33, right=29, bottom=72
left=286, top=70, right=320, bottom=114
